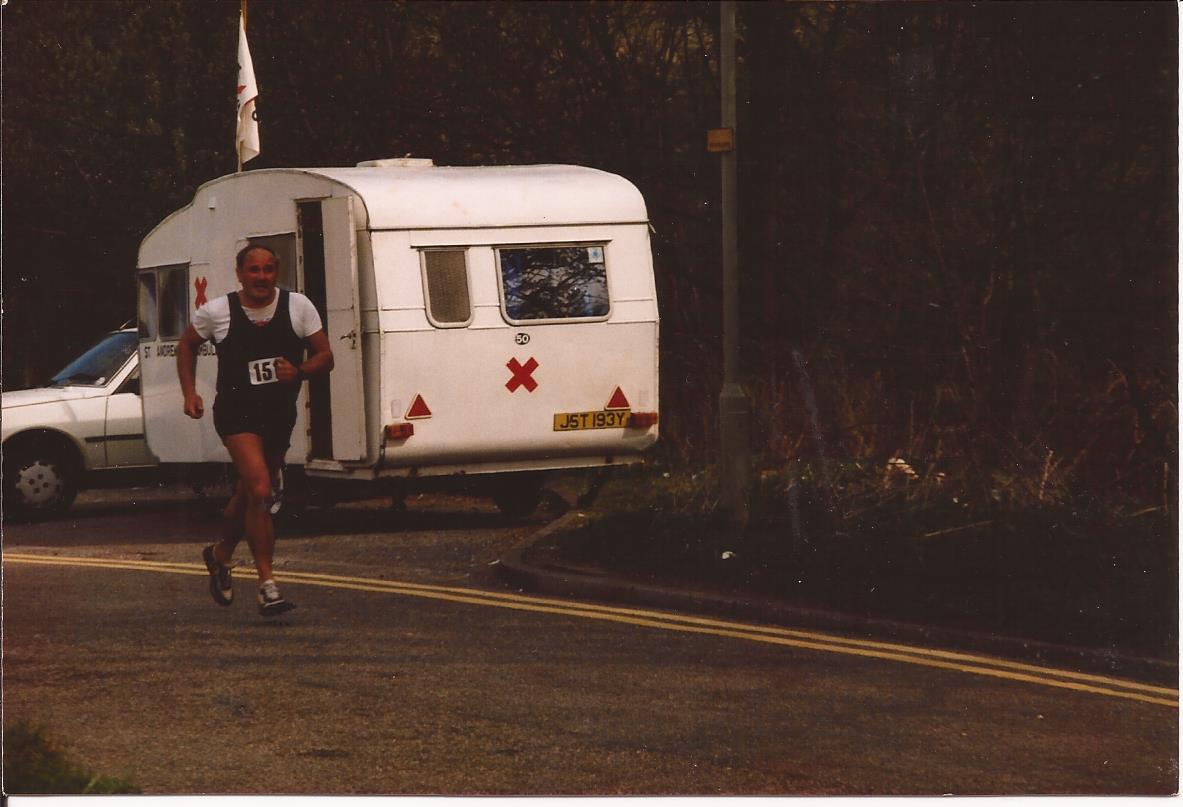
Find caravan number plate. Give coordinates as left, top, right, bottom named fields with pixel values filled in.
left=553, top=410, right=630, bottom=431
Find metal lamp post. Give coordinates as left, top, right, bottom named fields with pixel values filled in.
left=717, top=0, right=751, bottom=527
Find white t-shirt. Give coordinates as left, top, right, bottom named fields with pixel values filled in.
left=192, top=291, right=323, bottom=344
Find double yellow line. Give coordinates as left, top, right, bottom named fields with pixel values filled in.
left=5, top=551, right=1177, bottom=709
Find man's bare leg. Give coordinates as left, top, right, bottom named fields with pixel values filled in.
left=222, top=433, right=278, bottom=583
left=211, top=482, right=246, bottom=565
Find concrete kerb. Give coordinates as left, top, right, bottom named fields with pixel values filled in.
left=495, top=510, right=1178, bottom=687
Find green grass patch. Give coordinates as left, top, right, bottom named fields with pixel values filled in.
left=4, top=721, right=139, bottom=794
left=541, top=463, right=1178, bottom=660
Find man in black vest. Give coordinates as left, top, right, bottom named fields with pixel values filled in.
left=177, top=245, right=334, bottom=615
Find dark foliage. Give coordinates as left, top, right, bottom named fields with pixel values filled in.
left=3, top=1, right=1176, bottom=510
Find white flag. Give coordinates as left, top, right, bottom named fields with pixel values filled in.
left=236, top=11, right=260, bottom=165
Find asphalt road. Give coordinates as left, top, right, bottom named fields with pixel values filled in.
left=3, top=486, right=1178, bottom=795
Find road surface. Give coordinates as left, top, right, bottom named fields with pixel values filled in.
left=3, top=486, right=1177, bottom=794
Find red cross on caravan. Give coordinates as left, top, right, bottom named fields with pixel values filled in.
left=506, top=357, right=539, bottom=393
left=194, top=277, right=209, bottom=309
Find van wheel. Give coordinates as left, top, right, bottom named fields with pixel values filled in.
left=491, top=473, right=544, bottom=519
left=4, top=442, right=79, bottom=519
left=189, top=463, right=236, bottom=513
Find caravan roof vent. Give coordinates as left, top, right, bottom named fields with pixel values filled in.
left=356, top=157, right=435, bottom=168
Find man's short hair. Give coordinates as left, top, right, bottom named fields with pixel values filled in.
left=236, top=243, right=279, bottom=270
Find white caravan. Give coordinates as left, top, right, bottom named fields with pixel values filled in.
left=136, top=160, right=659, bottom=514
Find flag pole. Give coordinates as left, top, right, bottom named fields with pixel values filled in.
left=236, top=0, right=261, bottom=172
left=237, top=0, right=247, bottom=172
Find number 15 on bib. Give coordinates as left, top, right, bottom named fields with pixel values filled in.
left=248, top=357, right=281, bottom=385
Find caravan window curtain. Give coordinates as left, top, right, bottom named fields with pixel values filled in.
left=420, top=249, right=472, bottom=327
left=497, top=244, right=610, bottom=323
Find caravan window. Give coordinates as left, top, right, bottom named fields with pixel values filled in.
left=420, top=249, right=472, bottom=327
left=137, top=264, right=189, bottom=339
left=497, top=244, right=610, bottom=323
left=158, top=265, right=189, bottom=338
left=137, top=272, right=158, bottom=339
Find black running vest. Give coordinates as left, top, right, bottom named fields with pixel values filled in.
left=213, top=290, right=306, bottom=412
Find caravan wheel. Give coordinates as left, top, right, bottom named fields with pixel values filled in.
left=491, top=472, right=545, bottom=519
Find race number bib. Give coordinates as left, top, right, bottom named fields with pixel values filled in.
left=248, top=357, right=281, bottom=385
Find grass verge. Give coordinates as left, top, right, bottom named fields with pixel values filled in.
left=4, top=721, right=139, bottom=794
left=537, top=464, right=1177, bottom=661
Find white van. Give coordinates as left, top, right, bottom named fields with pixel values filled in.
left=136, top=160, right=659, bottom=514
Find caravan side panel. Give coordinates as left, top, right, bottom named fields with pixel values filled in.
left=370, top=223, right=659, bottom=474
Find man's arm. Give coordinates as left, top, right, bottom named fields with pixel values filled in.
left=276, top=330, right=334, bottom=384
left=177, top=324, right=207, bottom=419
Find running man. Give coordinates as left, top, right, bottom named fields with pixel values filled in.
left=177, top=244, right=334, bottom=615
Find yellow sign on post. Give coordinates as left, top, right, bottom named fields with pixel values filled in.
left=707, top=127, right=735, bottom=153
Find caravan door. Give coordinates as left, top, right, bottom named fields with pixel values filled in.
left=301, top=196, right=366, bottom=462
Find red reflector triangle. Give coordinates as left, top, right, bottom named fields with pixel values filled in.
left=605, top=387, right=630, bottom=410
left=406, top=394, right=432, bottom=419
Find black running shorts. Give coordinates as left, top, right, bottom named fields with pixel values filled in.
left=213, top=400, right=298, bottom=456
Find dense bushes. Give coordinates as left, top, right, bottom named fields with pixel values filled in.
left=4, top=2, right=1175, bottom=511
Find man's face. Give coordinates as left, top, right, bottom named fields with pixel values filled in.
left=236, top=248, right=279, bottom=305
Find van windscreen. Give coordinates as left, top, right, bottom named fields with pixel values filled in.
left=498, top=245, right=609, bottom=322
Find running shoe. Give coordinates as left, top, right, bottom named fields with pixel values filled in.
left=257, top=579, right=296, bottom=616
left=202, top=544, right=234, bottom=606
left=269, top=466, right=284, bottom=516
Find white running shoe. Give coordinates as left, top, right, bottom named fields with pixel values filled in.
left=257, top=579, right=295, bottom=616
